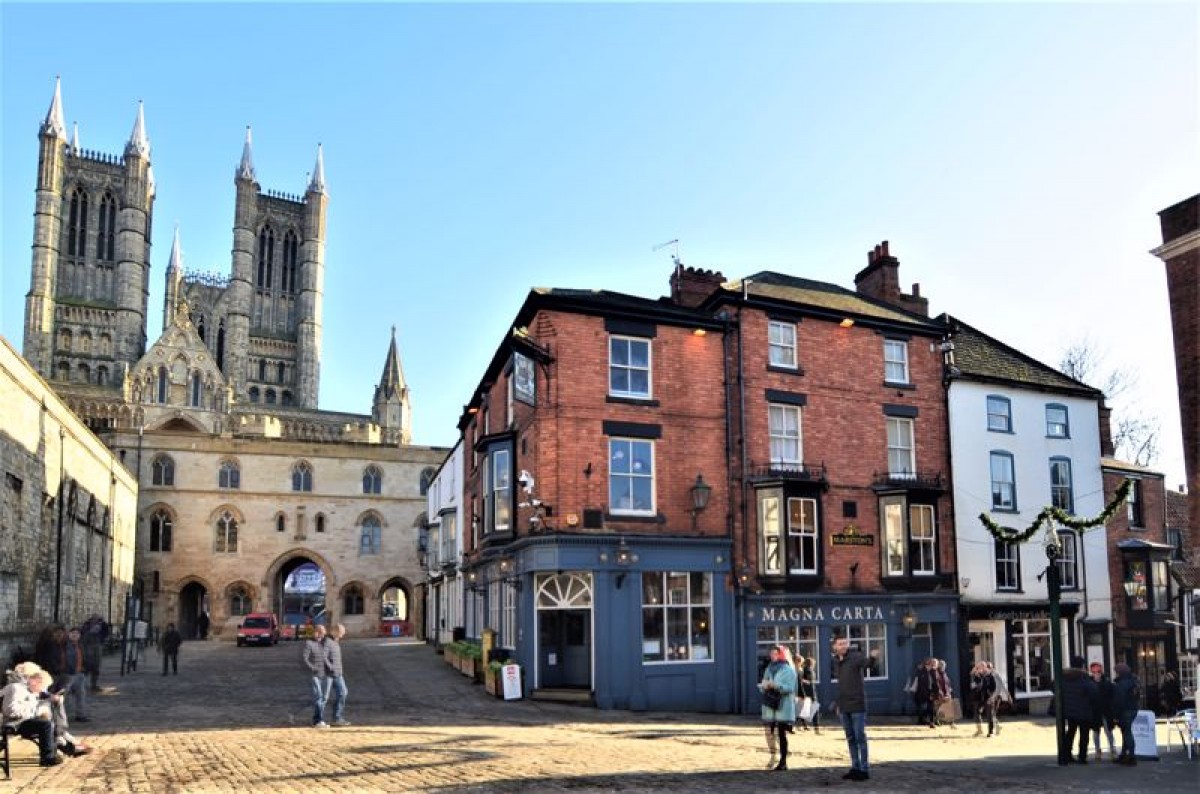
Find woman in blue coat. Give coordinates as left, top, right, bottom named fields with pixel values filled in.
left=759, top=644, right=798, bottom=771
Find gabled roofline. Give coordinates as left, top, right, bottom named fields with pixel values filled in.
left=941, top=313, right=1104, bottom=400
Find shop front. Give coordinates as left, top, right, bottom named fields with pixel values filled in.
left=965, top=603, right=1079, bottom=714
left=741, top=593, right=961, bottom=715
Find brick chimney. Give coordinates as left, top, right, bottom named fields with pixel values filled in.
left=669, top=261, right=725, bottom=308
left=854, top=241, right=929, bottom=316
left=1098, top=402, right=1115, bottom=458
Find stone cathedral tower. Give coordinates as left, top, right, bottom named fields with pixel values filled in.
left=24, top=78, right=155, bottom=390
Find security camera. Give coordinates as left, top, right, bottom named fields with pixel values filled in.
left=518, top=470, right=535, bottom=493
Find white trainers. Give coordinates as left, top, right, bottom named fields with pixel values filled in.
left=314, top=721, right=330, bottom=729
left=333, top=719, right=351, bottom=727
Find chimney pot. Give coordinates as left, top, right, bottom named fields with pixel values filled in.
left=882, top=240, right=890, bottom=257
left=911, top=282, right=921, bottom=297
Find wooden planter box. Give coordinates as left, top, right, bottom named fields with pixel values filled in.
left=485, top=670, right=502, bottom=697
left=459, top=656, right=477, bottom=677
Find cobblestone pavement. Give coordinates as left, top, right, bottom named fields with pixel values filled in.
left=6, top=639, right=1197, bottom=792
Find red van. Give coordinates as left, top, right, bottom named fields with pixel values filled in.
left=236, top=613, right=280, bottom=647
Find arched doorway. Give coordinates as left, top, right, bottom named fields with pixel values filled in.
left=179, top=581, right=209, bottom=640
left=380, top=578, right=410, bottom=621
left=279, top=558, right=326, bottom=634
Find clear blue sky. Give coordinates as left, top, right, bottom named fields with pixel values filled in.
left=1, top=2, right=1194, bottom=488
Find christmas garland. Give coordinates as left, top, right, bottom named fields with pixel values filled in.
left=977, top=479, right=1132, bottom=544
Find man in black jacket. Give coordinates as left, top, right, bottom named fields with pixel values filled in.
left=834, top=636, right=878, bottom=782
left=1060, top=655, right=1099, bottom=764
left=161, top=623, right=182, bottom=676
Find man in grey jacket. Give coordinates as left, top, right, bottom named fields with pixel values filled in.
left=301, top=625, right=329, bottom=727
left=326, top=624, right=349, bottom=727
left=834, top=636, right=877, bottom=782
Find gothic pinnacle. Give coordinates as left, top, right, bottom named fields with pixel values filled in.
left=126, top=100, right=150, bottom=158
left=308, top=143, right=326, bottom=193
left=238, top=125, right=256, bottom=180
left=42, top=76, right=66, bottom=139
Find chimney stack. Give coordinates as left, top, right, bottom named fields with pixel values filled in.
left=854, top=240, right=929, bottom=316
left=669, top=262, right=725, bottom=308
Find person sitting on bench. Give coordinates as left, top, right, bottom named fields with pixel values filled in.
left=1, top=669, right=63, bottom=766
left=9, top=663, right=91, bottom=757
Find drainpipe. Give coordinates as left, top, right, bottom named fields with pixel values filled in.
left=737, top=286, right=751, bottom=712
left=54, top=425, right=65, bottom=624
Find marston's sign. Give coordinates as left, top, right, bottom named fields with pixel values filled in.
left=760, top=605, right=886, bottom=624
left=831, top=533, right=875, bottom=546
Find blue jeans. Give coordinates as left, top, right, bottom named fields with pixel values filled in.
left=311, top=676, right=331, bottom=724
left=330, top=675, right=348, bottom=722
left=840, top=710, right=869, bottom=773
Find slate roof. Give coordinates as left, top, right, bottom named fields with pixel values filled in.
left=1167, top=489, right=1190, bottom=529
left=710, top=271, right=944, bottom=332
left=941, top=315, right=1103, bottom=398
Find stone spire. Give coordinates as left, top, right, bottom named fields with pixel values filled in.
left=372, top=326, right=411, bottom=445
left=126, top=101, right=150, bottom=158
left=164, top=225, right=185, bottom=328
left=308, top=143, right=325, bottom=193
left=42, top=76, right=66, bottom=139
left=377, top=325, right=406, bottom=400
left=167, top=224, right=183, bottom=275
left=237, top=126, right=256, bottom=180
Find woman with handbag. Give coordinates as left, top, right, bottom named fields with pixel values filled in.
left=795, top=655, right=820, bottom=733
left=759, top=645, right=798, bottom=771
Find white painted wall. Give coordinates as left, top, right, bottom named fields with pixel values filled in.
left=426, top=439, right=463, bottom=644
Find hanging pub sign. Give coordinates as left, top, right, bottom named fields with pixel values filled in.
left=513, top=352, right=536, bottom=405
left=831, top=523, right=874, bottom=546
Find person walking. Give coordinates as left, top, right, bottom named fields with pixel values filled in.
left=302, top=624, right=330, bottom=727
left=833, top=635, right=876, bottom=782
left=933, top=659, right=955, bottom=727
left=62, top=627, right=90, bottom=722
left=1089, top=662, right=1117, bottom=761
left=81, top=617, right=105, bottom=693
left=970, top=661, right=1001, bottom=737
left=326, top=624, right=350, bottom=727
left=1060, top=655, right=1099, bottom=765
left=759, top=645, right=798, bottom=771
left=796, top=655, right=820, bottom=733
left=161, top=623, right=182, bottom=676
left=1111, top=663, right=1141, bottom=766
left=914, top=658, right=940, bottom=728
left=196, top=610, right=210, bottom=641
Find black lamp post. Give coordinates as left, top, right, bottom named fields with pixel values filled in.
left=690, top=474, right=712, bottom=530
left=1045, top=528, right=1067, bottom=765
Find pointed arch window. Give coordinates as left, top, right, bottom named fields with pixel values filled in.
left=257, top=226, right=275, bottom=289
left=258, top=359, right=267, bottom=381
left=215, top=510, right=238, bottom=553
left=420, top=467, right=436, bottom=496
left=265, top=389, right=277, bottom=405
left=363, top=465, right=383, bottom=495
left=97, top=192, right=117, bottom=261
left=229, top=585, right=251, bottom=616
left=216, top=322, right=226, bottom=371
left=97, top=366, right=109, bottom=386
left=156, top=366, right=168, bottom=403
left=149, top=509, right=173, bottom=552
left=277, top=362, right=285, bottom=384
left=292, top=461, right=313, bottom=492
left=77, top=363, right=90, bottom=384
left=190, top=371, right=203, bottom=407
left=248, top=387, right=260, bottom=403
left=276, top=513, right=286, bottom=533
left=151, top=454, right=175, bottom=487
left=67, top=187, right=88, bottom=257
left=56, top=361, right=70, bottom=381
left=315, top=514, right=326, bottom=533
left=218, top=460, right=240, bottom=490
left=343, top=584, right=365, bottom=615
left=282, top=230, right=299, bottom=293
left=360, top=514, right=382, bottom=555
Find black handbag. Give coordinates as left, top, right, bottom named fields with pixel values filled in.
left=762, top=687, right=783, bottom=710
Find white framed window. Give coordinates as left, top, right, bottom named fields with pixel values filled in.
left=609, top=438, right=655, bottom=515
left=886, top=418, right=915, bottom=477
left=756, top=624, right=819, bottom=681
left=488, top=580, right=502, bottom=642
left=1046, top=404, right=1070, bottom=438
left=641, top=571, right=712, bottom=664
left=609, top=335, right=651, bottom=399
left=1056, top=530, right=1078, bottom=590
left=786, top=497, right=819, bottom=574
left=832, top=624, right=887, bottom=680
left=1049, top=457, right=1073, bottom=512
left=995, top=540, right=1020, bottom=590
left=491, top=449, right=511, bottom=531
left=990, top=452, right=1016, bottom=510
left=882, top=495, right=906, bottom=576
left=769, top=404, right=802, bottom=465
left=759, top=493, right=782, bottom=575
left=883, top=339, right=909, bottom=384
left=768, top=321, right=797, bottom=369
left=1127, top=479, right=1144, bottom=527
left=1011, top=619, right=1052, bottom=696
left=910, top=504, right=936, bottom=575
left=987, top=395, right=1012, bottom=432
left=501, top=582, right=517, bottom=648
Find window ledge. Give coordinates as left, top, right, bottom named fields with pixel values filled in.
left=605, top=511, right=665, bottom=524
left=991, top=508, right=1020, bottom=514
left=883, top=381, right=916, bottom=390
left=995, top=588, right=1025, bottom=594
left=1046, top=435, right=1071, bottom=440
left=988, top=429, right=1015, bottom=435
left=767, top=364, right=806, bottom=376
left=606, top=395, right=660, bottom=407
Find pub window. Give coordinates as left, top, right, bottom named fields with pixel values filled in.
left=641, top=571, right=712, bottom=663
left=831, top=624, right=887, bottom=680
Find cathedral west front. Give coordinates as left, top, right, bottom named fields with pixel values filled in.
left=16, top=79, right=446, bottom=640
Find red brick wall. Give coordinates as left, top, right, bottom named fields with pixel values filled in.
left=464, top=309, right=729, bottom=556
left=1163, top=249, right=1200, bottom=537
left=734, top=308, right=953, bottom=591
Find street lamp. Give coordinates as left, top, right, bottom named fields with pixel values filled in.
left=690, top=474, right=712, bottom=530
left=615, top=538, right=638, bottom=566
left=1044, top=526, right=1067, bottom=765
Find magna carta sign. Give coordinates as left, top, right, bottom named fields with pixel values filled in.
left=831, top=524, right=874, bottom=546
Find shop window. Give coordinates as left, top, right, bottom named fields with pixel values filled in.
left=831, top=624, right=887, bottom=680
left=1010, top=619, right=1053, bottom=697
left=641, top=571, right=712, bottom=663
left=756, top=624, right=818, bottom=680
